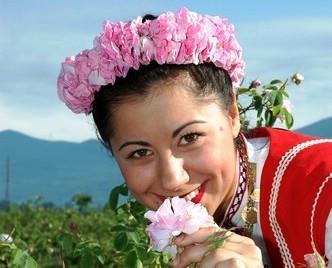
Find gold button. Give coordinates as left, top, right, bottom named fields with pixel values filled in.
left=241, top=206, right=258, bottom=224
left=250, top=188, right=260, bottom=203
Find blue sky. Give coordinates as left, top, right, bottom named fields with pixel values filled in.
left=1, top=1, right=331, bottom=142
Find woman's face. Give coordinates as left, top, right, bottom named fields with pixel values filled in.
left=110, top=77, right=240, bottom=220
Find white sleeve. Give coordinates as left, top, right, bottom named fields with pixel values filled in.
left=326, top=209, right=332, bottom=268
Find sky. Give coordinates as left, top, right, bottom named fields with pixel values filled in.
left=1, top=0, right=331, bottom=142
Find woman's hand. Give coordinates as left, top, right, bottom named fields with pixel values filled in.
left=172, top=227, right=263, bottom=268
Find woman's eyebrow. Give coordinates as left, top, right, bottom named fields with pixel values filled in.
left=118, top=141, right=151, bottom=151
left=172, top=120, right=207, bottom=138
left=118, top=120, right=207, bottom=151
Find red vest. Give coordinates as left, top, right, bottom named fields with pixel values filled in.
left=246, top=128, right=332, bottom=267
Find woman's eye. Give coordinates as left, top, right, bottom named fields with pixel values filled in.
left=179, top=133, right=200, bottom=145
left=128, top=149, right=153, bottom=159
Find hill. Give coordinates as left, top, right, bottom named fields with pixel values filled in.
left=295, top=117, right=332, bottom=138
left=0, top=130, right=123, bottom=206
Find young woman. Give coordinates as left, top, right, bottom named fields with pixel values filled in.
left=57, top=8, right=332, bottom=267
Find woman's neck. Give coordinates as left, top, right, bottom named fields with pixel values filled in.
left=213, top=150, right=240, bottom=225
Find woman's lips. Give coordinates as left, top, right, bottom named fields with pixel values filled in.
left=157, top=180, right=207, bottom=204
left=190, top=181, right=207, bottom=204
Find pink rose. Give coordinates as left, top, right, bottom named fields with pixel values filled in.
left=304, top=243, right=326, bottom=268
left=144, top=197, right=216, bottom=257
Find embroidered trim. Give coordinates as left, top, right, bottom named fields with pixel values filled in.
left=269, top=138, right=332, bottom=268
left=310, top=173, right=332, bottom=247
left=222, top=152, right=248, bottom=228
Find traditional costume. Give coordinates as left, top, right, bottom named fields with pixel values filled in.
left=222, top=127, right=332, bottom=267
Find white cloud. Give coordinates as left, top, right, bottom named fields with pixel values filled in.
left=0, top=99, right=97, bottom=142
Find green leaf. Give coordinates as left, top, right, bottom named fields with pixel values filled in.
left=136, top=259, right=144, bottom=268
left=238, top=87, right=251, bottom=95
left=270, top=116, right=277, bottom=127
left=268, top=91, right=283, bottom=106
left=284, top=109, right=294, bottom=129
left=80, top=253, right=94, bottom=268
left=275, top=91, right=283, bottom=106
left=128, top=232, right=140, bottom=244
left=253, top=95, right=263, bottom=111
left=272, top=105, right=281, bottom=116
left=58, top=233, right=75, bottom=256
left=268, top=91, right=277, bottom=105
left=263, top=84, right=278, bottom=90
left=162, top=253, right=171, bottom=264
left=90, top=244, right=104, bottom=263
left=256, top=105, right=264, bottom=118
left=96, top=255, right=105, bottom=265
left=12, top=249, right=39, bottom=268
left=129, top=201, right=147, bottom=216
left=125, top=250, right=138, bottom=267
left=270, top=79, right=283, bottom=85
left=24, top=256, right=39, bottom=268
left=264, top=110, right=277, bottom=127
left=108, top=186, right=120, bottom=210
left=125, top=250, right=144, bottom=268
left=119, top=183, right=129, bottom=196
left=135, top=246, right=148, bottom=260
left=114, top=232, right=128, bottom=251
left=110, top=225, right=128, bottom=232
left=281, top=90, right=289, bottom=98
left=12, top=249, right=28, bottom=266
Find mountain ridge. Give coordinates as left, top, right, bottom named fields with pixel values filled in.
left=295, top=117, right=332, bottom=138
left=0, top=129, right=123, bottom=206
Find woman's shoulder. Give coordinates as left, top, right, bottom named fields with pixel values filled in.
left=245, top=126, right=321, bottom=139
left=254, top=128, right=332, bottom=265
left=246, top=127, right=332, bottom=154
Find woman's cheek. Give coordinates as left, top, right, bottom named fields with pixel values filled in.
left=191, top=140, right=235, bottom=180
left=120, top=164, right=155, bottom=194
left=192, top=141, right=225, bottom=167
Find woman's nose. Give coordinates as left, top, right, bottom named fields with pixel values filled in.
left=159, top=153, right=189, bottom=191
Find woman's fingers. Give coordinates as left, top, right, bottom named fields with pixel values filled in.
left=198, top=247, right=246, bottom=268
left=174, top=227, right=255, bottom=247
left=172, top=228, right=263, bottom=268
left=199, top=247, right=263, bottom=268
left=214, top=258, right=247, bottom=268
left=173, top=240, right=262, bottom=268
left=172, top=243, right=208, bottom=268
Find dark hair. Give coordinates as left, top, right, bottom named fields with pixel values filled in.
left=92, top=62, right=234, bottom=151
left=92, top=14, right=235, bottom=152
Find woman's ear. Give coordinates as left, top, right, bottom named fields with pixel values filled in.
left=229, top=100, right=241, bottom=138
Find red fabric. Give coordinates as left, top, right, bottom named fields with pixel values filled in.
left=246, top=128, right=332, bottom=267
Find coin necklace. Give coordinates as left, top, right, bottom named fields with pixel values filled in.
left=237, top=133, right=260, bottom=237
left=241, top=162, right=259, bottom=237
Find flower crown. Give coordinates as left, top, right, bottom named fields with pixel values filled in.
left=57, top=7, right=245, bottom=114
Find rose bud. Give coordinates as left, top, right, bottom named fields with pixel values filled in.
left=68, top=222, right=78, bottom=232
left=0, top=233, right=13, bottom=243
left=292, top=73, right=304, bottom=85
left=249, top=80, right=262, bottom=89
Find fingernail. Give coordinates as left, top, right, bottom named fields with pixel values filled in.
left=174, top=235, right=184, bottom=244
left=172, top=256, right=179, bottom=267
